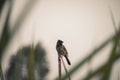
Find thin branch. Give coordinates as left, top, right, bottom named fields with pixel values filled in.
left=58, top=55, right=61, bottom=80
left=61, top=57, right=71, bottom=80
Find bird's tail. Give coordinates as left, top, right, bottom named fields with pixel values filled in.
left=65, top=56, right=71, bottom=65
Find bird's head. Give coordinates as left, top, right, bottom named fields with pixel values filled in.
left=57, top=40, right=63, bottom=45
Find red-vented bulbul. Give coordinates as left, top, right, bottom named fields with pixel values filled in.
left=56, top=40, right=71, bottom=65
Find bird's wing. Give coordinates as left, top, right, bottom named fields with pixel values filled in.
left=62, top=45, right=68, bottom=56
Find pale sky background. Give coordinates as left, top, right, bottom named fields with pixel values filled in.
left=1, top=0, right=120, bottom=80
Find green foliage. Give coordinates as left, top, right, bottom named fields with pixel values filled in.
left=28, top=44, right=35, bottom=80
left=5, top=44, right=49, bottom=80
left=0, top=0, right=119, bottom=80
left=0, top=0, right=37, bottom=80
left=0, top=0, right=6, bottom=15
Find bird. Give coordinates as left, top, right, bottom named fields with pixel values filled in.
left=56, top=40, right=71, bottom=65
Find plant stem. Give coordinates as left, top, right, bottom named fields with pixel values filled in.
left=58, top=55, right=61, bottom=80
left=61, top=58, right=71, bottom=80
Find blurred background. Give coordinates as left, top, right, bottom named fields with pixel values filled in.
left=0, top=0, right=120, bottom=80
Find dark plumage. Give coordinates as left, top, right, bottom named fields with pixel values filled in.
left=56, top=40, right=71, bottom=65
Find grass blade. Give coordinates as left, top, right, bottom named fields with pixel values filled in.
left=28, top=44, right=35, bottom=80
